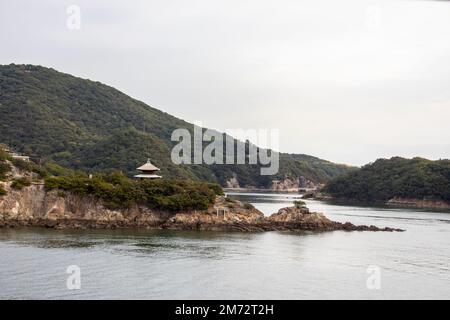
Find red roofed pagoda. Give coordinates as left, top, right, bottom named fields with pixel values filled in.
left=134, top=159, right=162, bottom=179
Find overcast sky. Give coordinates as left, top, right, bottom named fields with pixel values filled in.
left=1, top=0, right=450, bottom=166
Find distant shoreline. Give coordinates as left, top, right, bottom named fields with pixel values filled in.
left=307, top=192, right=450, bottom=211
left=223, top=188, right=302, bottom=194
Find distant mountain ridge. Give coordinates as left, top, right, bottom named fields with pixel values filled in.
left=0, top=64, right=353, bottom=188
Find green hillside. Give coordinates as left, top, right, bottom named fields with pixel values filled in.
left=0, top=64, right=353, bottom=187
left=323, top=157, right=450, bottom=202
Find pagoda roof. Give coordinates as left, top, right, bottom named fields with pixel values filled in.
left=137, top=159, right=160, bottom=171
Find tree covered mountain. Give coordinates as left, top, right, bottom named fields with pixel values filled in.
left=0, top=64, right=353, bottom=187
left=323, top=157, right=450, bottom=202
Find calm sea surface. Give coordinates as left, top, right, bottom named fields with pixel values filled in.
left=0, top=192, right=449, bottom=299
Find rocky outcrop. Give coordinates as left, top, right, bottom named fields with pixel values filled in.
left=268, top=176, right=319, bottom=192
left=225, top=176, right=319, bottom=192
left=225, top=176, right=240, bottom=189
left=271, top=178, right=302, bottom=192
left=0, top=182, right=403, bottom=232
left=264, top=206, right=402, bottom=232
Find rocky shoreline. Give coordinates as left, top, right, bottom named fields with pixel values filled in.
left=0, top=184, right=403, bottom=232
left=0, top=217, right=404, bottom=232
left=303, top=191, right=450, bottom=211
left=386, top=197, right=450, bottom=210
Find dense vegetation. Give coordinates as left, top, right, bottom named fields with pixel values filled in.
left=45, top=172, right=223, bottom=211
left=1, top=146, right=78, bottom=180
left=0, top=148, right=11, bottom=195
left=0, top=150, right=11, bottom=180
left=323, top=157, right=450, bottom=202
left=0, top=64, right=353, bottom=187
left=10, top=177, right=31, bottom=190
left=294, top=200, right=307, bottom=209
left=0, top=144, right=223, bottom=211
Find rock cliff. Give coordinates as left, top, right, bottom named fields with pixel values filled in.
left=225, top=176, right=319, bottom=192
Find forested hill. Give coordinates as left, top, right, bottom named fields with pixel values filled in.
left=323, top=157, right=450, bottom=202
left=0, top=64, right=353, bottom=188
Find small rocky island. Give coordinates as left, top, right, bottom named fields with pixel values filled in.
left=0, top=148, right=403, bottom=232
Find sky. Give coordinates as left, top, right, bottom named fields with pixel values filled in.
left=1, top=0, right=450, bottom=166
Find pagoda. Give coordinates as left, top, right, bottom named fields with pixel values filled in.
left=134, top=159, right=162, bottom=179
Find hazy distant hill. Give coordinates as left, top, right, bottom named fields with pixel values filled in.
left=323, top=157, right=450, bottom=203
left=0, top=64, right=353, bottom=188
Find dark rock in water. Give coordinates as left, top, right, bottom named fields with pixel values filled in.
left=335, top=221, right=403, bottom=232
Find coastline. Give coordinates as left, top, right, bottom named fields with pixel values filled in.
left=0, top=184, right=403, bottom=232
left=305, top=192, right=450, bottom=211
left=224, top=187, right=302, bottom=194
left=385, top=197, right=450, bottom=210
